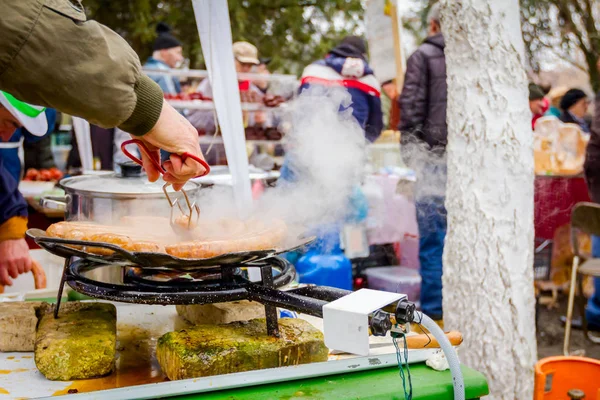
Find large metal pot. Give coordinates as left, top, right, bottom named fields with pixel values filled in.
left=41, top=163, right=201, bottom=222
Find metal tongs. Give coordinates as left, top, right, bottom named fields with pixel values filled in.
left=121, top=139, right=210, bottom=233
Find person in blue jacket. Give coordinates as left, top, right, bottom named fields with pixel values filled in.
left=298, top=36, right=384, bottom=143
left=0, top=91, right=51, bottom=285
left=0, top=108, right=56, bottom=181
left=280, top=36, right=383, bottom=183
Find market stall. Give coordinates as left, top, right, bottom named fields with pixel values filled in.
left=533, top=116, right=591, bottom=240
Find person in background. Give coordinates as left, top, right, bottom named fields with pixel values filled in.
left=582, top=59, right=600, bottom=332
left=188, top=41, right=264, bottom=133
left=23, top=134, right=57, bottom=173
left=529, top=83, right=548, bottom=130
left=144, top=22, right=184, bottom=95
left=254, top=57, right=271, bottom=94
left=380, top=79, right=398, bottom=130
left=0, top=107, right=56, bottom=181
left=0, top=92, right=51, bottom=285
left=67, top=126, right=117, bottom=172
left=196, top=41, right=262, bottom=99
left=545, top=86, right=568, bottom=118
left=397, top=3, right=446, bottom=322
left=299, top=36, right=383, bottom=143
left=559, top=88, right=591, bottom=133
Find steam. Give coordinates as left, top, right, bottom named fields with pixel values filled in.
left=400, top=135, right=447, bottom=201
left=255, top=87, right=366, bottom=229
left=196, top=86, right=367, bottom=239
left=84, top=87, right=368, bottom=246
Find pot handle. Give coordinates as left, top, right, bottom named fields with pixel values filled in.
left=40, top=195, right=67, bottom=211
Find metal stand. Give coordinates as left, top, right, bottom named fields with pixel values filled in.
left=54, top=256, right=72, bottom=318
left=260, top=265, right=279, bottom=337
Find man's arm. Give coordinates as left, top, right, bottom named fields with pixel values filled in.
left=0, top=161, right=27, bottom=242
left=0, top=158, right=32, bottom=285
left=0, top=0, right=163, bottom=136
left=0, top=1, right=207, bottom=186
left=397, top=50, right=428, bottom=134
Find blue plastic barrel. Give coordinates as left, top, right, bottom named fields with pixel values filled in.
left=295, top=229, right=353, bottom=290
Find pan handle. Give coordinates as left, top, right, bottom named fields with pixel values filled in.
left=40, top=195, right=67, bottom=211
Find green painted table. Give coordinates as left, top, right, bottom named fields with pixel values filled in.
left=171, top=364, right=489, bottom=400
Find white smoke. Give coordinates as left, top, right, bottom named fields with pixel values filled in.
left=197, top=86, right=367, bottom=239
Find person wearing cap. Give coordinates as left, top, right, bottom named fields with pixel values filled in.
left=145, top=22, right=184, bottom=95
left=529, top=83, right=549, bottom=130
left=189, top=41, right=264, bottom=133
left=559, top=88, right=591, bottom=133
left=254, top=57, right=272, bottom=93
left=1, top=0, right=207, bottom=192
left=298, top=35, right=383, bottom=143
left=196, top=41, right=262, bottom=98
left=0, top=108, right=57, bottom=182
left=0, top=92, right=52, bottom=285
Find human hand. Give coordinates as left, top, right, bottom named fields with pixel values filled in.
left=138, top=100, right=207, bottom=190
left=0, top=239, right=32, bottom=286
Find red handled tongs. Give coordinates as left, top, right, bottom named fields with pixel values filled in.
left=121, top=139, right=210, bottom=232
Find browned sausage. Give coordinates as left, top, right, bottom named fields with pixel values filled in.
left=125, top=241, right=164, bottom=253
left=166, top=220, right=287, bottom=258
left=84, top=233, right=133, bottom=256
left=31, top=260, right=47, bottom=290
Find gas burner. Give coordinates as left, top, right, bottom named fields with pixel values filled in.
left=64, top=257, right=294, bottom=303
left=125, top=265, right=239, bottom=286
left=55, top=255, right=352, bottom=337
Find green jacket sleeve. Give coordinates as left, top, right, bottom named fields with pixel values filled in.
left=0, top=0, right=163, bottom=136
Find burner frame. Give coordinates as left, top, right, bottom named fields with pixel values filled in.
left=55, top=255, right=351, bottom=337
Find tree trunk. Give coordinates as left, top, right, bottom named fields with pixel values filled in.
left=440, top=1, right=537, bottom=399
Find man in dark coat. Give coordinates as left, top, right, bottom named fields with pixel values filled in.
left=397, top=3, right=447, bottom=321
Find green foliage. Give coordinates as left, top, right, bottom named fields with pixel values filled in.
left=83, top=0, right=363, bottom=75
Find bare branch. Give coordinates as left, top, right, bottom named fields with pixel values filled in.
left=548, top=48, right=588, bottom=72
left=533, top=34, right=588, bottom=71
left=557, top=0, right=590, bottom=54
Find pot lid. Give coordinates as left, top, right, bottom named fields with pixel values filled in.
left=191, top=165, right=279, bottom=186
left=61, top=173, right=198, bottom=195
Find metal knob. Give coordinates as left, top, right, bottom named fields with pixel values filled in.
left=119, top=161, right=143, bottom=177
left=369, top=309, right=392, bottom=336
left=567, top=389, right=585, bottom=399
left=395, top=298, right=416, bottom=324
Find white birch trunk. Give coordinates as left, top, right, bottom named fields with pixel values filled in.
left=440, top=1, right=537, bottom=399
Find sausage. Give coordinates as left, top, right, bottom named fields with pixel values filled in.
left=166, top=220, right=287, bottom=258
left=84, top=233, right=133, bottom=256
left=0, top=260, right=47, bottom=293
left=125, top=241, right=164, bottom=253
left=31, top=260, right=47, bottom=290
left=46, top=221, right=103, bottom=238
left=45, top=218, right=288, bottom=259
left=174, top=215, right=197, bottom=230
left=166, top=240, right=241, bottom=259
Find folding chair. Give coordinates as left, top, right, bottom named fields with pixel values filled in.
left=564, top=202, right=600, bottom=355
